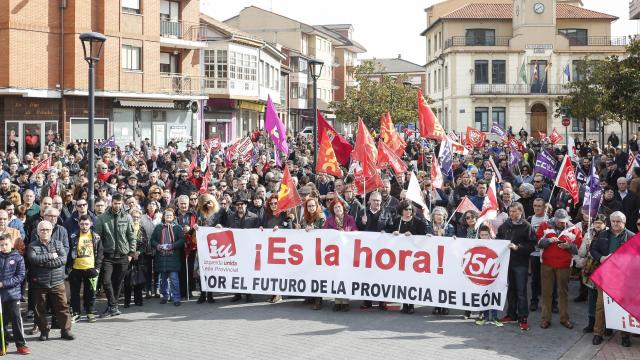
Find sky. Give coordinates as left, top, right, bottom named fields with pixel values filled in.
left=201, top=0, right=639, bottom=65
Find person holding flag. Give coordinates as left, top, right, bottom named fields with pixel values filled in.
left=536, top=209, right=583, bottom=330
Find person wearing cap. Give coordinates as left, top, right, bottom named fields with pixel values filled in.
left=537, top=208, right=583, bottom=330
left=591, top=211, right=635, bottom=347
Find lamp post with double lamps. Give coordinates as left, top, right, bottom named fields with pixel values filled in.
left=79, top=32, right=106, bottom=211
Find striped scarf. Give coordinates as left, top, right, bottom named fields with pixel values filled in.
left=159, top=224, right=175, bottom=256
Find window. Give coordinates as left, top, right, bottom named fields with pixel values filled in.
left=590, top=118, right=601, bottom=132
left=204, top=50, right=228, bottom=88
left=465, top=29, right=495, bottom=46
left=427, top=73, right=431, bottom=93
left=492, top=60, right=506, bottom=84
left=559, top=29, right=588, bottom=46
left=160, top=0, right=180, bottom=21
left=122, top=45, right=141, bottom=71
left=444, top=65, right=448, bottom=89
left=475, top=60, right=489, bottom=84
left=475, top=107, right=489, bottom=132
left=160, top=52, right=178, bottom=73
left=492, top=107, right=506, bottom=130
left=571, top=60, right=585, bottom=82
left=572, top=117, right=584, bottom=132
left=290, top=83, right=307, bottom=99
left=428, top=39, right=431, bottom=58
left=122, top=0, right=140, bottom=14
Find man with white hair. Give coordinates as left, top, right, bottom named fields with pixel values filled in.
left=591, top=211, right=635, bottom=347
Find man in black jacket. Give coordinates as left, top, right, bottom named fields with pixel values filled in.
left=222, top=194, right=259, bottom=302
left=590, top=211, right=635, bottom=347
left=496, top=202, right=536, bottom=331
left=27, top=220, right=74, bottom=341
left=615, top=177, right=639, bottom=232
left=357, top=191, right=394, bottom=310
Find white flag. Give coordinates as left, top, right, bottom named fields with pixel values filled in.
left=407, top=171, right=429, bottom=216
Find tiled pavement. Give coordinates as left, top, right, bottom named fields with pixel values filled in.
left=7, top=286, right=635, bottom=360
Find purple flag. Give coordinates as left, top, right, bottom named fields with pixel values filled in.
left=534, top=149, right=557, bottom=179
left=508, top=143, right=521, bottom=169
left=97, top=136, right=116, bottom=149
left=264, top=95, right=289, bottom=156
left=438, top=137, right=453, bottom=178
left=491, top=123, right=506, bottom=138
left=584, top=160, right=602, bottom=217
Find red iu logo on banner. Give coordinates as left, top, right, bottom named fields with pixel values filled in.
left=461, top=246, right=501, bottom=286
left=207, top=230, right=237, bottom=259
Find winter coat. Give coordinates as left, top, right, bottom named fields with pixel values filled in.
left=496, top=218, right=535, bottom=268
left=323, top=215, right=358, bottom=232
left=0, top=250, right=26, bottom=301
left=95, top=207, right=136, bottom=257
left=150, top=223, right=185, bottom=273
left=27, top=236, right=67, bottom=289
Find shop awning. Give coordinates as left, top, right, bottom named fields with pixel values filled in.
left=117, top=99, right=175, bottom=109
left=238, top=100, right=265, bottom=113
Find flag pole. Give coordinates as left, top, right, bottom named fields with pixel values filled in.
left=443, top=210, right=456, bottom=230
left=0, top=293, right=4, bottom=355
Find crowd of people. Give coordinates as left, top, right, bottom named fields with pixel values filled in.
left=0, top=126, right=638, bottom=355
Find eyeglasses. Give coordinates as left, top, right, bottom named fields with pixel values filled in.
left=76, top=203, right=87, bottom=207
left=534, top=180, right=543, bottom=183
left=466, top=216, right=476, bottom=220
left=269, top=202, right=278, bottom=206
left=0, top=218, right=7, bottom=221
left=118, top=187, right=126, bottom=190
left=190, top=198, right=198, bottom=201
left=152, top=191, right=161, bottom=195
left=39, top=228, right=53, bottom=232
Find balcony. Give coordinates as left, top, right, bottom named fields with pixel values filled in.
left=444, top=36, right=510, bottom=49
left=564, top=36, right=630, bottom=47
left=470, top=83, right=571, bottom=96
left=159, top=19, right=206, bottom=49
left=160, top=73, right=204, bottom=96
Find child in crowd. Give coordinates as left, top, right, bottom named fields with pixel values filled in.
left=475, top=226, right=503, bottom=327
left=0, top=233, right=30, bottom=355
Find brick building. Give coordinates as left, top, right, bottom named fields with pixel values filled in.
left=0, top=0, right=206, bottom=156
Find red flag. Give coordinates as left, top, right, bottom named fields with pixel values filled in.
left=377, top=140, right=407, bottom=174
left=417, top=89, right=446, bottom=140
left=380, top=112, right=406, bottom=156
left=317, top=111, right=352, bottom=166
left=275, top=165, right=302, bottom=215
left=354, top=172, right=383, bottom=195
left=352, top=118, right=378, bottom=177
left=30, top=157, right=52, bottom=176
left=403, top=128, right=415, bottom=137
left=199, top=169, right=212, bottom=194
left=431, top=155, right=443, bottom=188
left=476, top=176, right=499, bottom=229
left=555, top=156, right=579, bottom=204
left=454, top=196, right=480, bottom=214
left=316, top=131, right=343, bottom=178
left=187, top=151, right=197, bottom=176
left=466, top=127, right=486, bottom=148
left=591, top=233, right=640, bottom=320
left=549, top=128, right=564, bottom=145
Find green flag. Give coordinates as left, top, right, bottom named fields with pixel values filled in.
left=519, top=61, right=528, bottom=84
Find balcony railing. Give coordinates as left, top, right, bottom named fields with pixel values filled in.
left=160, top=19, right=206, bottom=42
left=444, top=36, right=510, bottom=49
left=160, top=73, right=204, bottom=95
left=470, top=83, right=571, bottom=95
left=564, top=36, right=629, bottom=46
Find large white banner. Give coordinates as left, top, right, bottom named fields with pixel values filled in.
left=604, top=292, right=640, bottom=334
left=196, top=228, right=511, bottom=311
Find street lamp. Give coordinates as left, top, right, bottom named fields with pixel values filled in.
left=437, top=54, right=446, bottom=131
left=309, top=59, right=324, bottom=171
left=80, top=32, right=106, bottom=212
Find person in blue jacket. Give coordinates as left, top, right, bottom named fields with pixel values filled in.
left=0, top=233, right=30, bottom=355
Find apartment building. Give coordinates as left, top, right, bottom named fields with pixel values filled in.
left=0, top=0, right=206, bottom=155
left=199, top=14, right=287, bottom=142
left=421, top=0, right=629, bottom=139
left=225, top=6, right=366, bottom=133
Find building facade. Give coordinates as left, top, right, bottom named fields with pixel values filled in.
left=421, top=0, right=629, bottom=140
left=631, top=0, right=640, bottom=20
left=224, top=6, right=366, bottom=134
left=0, top=0, right=207, bottom=155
